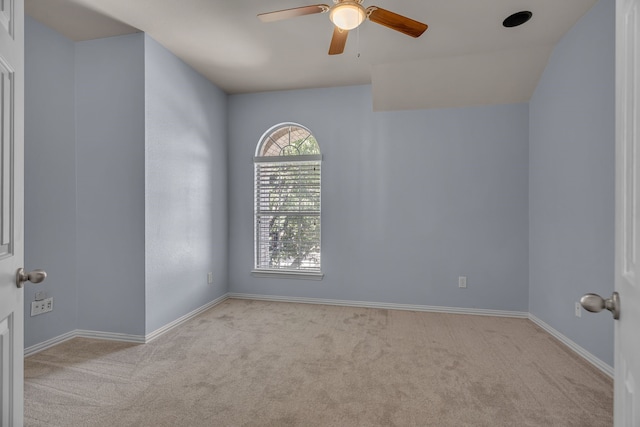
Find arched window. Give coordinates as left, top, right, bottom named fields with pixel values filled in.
left=254, top=123, right=322, bottom=277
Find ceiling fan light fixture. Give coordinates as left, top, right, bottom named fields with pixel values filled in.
left=329, top=2, right=366, bottom=31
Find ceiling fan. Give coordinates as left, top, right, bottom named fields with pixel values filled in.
left=258, top=0, right=428, bottom=55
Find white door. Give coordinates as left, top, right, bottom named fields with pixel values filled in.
left=0, top=0, right=23, bottom=425
left=615, top=0, right=640, bottom=424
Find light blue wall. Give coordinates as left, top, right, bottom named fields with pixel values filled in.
left=529, top=0, right=615, bottom=365
left=144, top=35, right=228, bottom=334
left=228, top=86, right=530, bottom=311
left=75, top=34, right=147, bottom=335
left=24, top=24, right=229, bottom=344
left=24, top=17, right=77, bottom=347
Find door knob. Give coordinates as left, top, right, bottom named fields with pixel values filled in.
left=580, top=292, right=620, bottom=320
left=16, top=268, right=47, bottom=288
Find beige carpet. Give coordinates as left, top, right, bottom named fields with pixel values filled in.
left=24, top=299, right=612, bottom=426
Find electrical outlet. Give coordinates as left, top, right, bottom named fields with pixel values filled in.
left=458, top=276, right=467, bottom=288
left=207, top=272, right=213, bottom=284
left=575, top=302, right=582, bottom=317
left=31, top=297, right=53, bottom=316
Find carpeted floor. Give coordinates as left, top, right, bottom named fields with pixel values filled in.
left=24, top=299, right=612, bottom=426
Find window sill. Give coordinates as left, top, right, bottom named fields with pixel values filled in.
left=251, top=269, right=324, bottom=281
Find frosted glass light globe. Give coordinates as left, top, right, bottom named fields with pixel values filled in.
left=330, top=2, right=366, bottom=31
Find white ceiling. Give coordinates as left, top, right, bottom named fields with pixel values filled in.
left=25, top=0, right=598, bottom=111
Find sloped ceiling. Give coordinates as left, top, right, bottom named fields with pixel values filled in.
left=26, top=0, right=598, bottom=111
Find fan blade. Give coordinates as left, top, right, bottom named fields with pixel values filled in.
left=328, top=26, right=348, bottom=55
left=258, top=4, right=329, bottom=22
left=367, top=6, right=428, bottom=38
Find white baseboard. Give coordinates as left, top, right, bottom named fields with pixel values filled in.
left=227, top=293, right=529, bottom=318
left=529, top=313, right=613, bottom=378
left=76, top=330, right=145, bottom=343
left=145, top=293, right=229, bottom=343
left=24, top=330, right=77, bottom=357
left=24, top=293, right=230, bottom=357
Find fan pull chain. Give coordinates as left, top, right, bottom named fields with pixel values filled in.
left=356, top=25, right=361, bottom=58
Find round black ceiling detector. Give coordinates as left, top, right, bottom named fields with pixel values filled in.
left=503, top=11, right=532, bottom=28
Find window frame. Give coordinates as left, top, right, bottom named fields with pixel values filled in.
left=252, top=123, right=323, bottom=280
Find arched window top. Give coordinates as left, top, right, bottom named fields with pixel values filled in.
left=256, top=123, right=321, bottom=158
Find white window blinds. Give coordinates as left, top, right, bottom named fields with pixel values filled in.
left=254, top=124, right=322, bottom=272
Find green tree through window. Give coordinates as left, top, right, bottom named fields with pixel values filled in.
left=254, top=124, right=322, bottom=272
